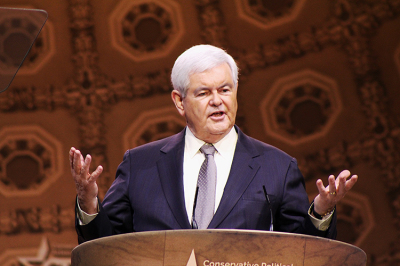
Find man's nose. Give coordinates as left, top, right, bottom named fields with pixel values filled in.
left=210, top=92, right=222, bottom=106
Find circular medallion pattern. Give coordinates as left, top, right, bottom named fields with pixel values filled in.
left=275, top=84, right=333, bottom=137
left=260, top=69, right=342, bottom=145
left=0, top=125, right=62, bottom=197
left=235, top=0, right=306, bottom=29
left=122, top=3, right=172, bottom=52
left=123, top=107, right=185, bottom=150
left=110, top=0, right=184, bottom=61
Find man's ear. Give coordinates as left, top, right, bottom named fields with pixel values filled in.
left=171, top=90, right=185, bottom=116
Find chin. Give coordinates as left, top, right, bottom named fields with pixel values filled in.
left=209, top=127, right=231, bottom=137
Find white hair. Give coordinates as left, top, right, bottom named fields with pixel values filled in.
left=171, top=44, right=238, bottom=97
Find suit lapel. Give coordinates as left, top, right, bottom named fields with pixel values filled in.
left=157, top=129, right=192, bottom=229
left=208, top=127, right=261, bottom=228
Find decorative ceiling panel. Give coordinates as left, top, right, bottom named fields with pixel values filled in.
left=123, top=107, right=185, bottom=150
left=0, top=125, right=63, bottom=197
left=234, top=0, right=306, bottom=29
left=260, top=69, right=342, bottom=145
left=109, top=0, right=185, bottom=62
left=336, top=191, right=375, bottom=247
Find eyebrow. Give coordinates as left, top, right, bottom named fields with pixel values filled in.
left=193, top=82, right=233, bottom=93
left=219, top=82, right=233, bottom=89
left=193, top=87, right=209, bottom=95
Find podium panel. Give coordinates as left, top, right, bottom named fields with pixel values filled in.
left=71, top=230, right=366, bottom=266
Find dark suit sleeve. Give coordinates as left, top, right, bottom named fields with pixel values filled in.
left=75, top=198, right=113, bottom=244
left=274, top=159, right=337, bottom=239
left=75, top=151, right=133, bottom=244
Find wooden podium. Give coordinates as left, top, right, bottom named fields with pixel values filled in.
left=71, top=230, right=366, bottom=266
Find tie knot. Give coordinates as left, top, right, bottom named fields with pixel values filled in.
left=200, top=143, right=216, bottom=156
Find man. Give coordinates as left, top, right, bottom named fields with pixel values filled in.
left=70, top=44, right=358, bottom=244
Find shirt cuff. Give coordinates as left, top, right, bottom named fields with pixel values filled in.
left=308, top=203, right=334, bottom=231
left=76, top=197, right=99, bottom=225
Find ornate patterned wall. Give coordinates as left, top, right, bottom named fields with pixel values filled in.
left=0, top=0, right=399, bottom=265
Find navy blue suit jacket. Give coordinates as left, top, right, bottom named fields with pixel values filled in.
left=76, top=126, right=336, bottom=243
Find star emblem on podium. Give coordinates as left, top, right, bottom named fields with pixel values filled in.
left=186, top=249, right=197, bottom=266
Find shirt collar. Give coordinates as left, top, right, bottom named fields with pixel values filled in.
left=184, top=126, right=238, bottom=159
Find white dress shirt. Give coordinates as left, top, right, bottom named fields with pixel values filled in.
left=183, top=127, right=238, bottom=222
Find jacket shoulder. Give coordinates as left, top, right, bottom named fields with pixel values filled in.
left=124, top=129, right=185, bottom=158
left=237, top=128, right=294, bottom=161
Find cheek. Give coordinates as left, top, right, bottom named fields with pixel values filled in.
left=195, top=103, right=208, bottom=116
left=188, top=104, right=205, bottom=122
left=228, top=99, right=238, bottom=113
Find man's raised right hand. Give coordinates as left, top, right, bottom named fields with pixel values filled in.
left=69, top=147, right=103, bottom=214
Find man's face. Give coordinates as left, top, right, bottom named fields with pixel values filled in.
left=172, top=63, right=238, bottom=143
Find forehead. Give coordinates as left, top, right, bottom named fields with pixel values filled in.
left=188, top=63, right=234, bottom=87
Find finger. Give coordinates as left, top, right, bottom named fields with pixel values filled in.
left=337, top=171, right=354, bottom=194
left=336, top=170, right=350, bottom=185
left=337, top=169, right=351, bottom=179
left=73, top=149, right=85, bottom=176
left=69, top=147, right=76, bottom=168
left=88, top=165, right=103, bottom=183
left=81, top=154, right=92, bottom=178
left=335, top=175, right=347, bottom=194
left=315, top=179, right=326, bottom=195
left=345, top=175, right=358, bottom=191
left=72, top=149, right=81, bottom=173
left=328, top=175, right=336, bottom=194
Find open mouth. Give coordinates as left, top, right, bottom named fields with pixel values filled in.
left=210, top=111, right=225, bottom=117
